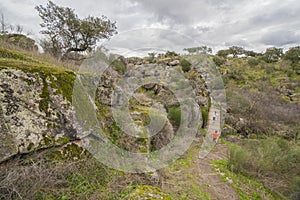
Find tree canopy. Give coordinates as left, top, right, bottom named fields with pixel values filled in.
left=217, top=46, right=246, bottom=57
left=263, top=47, right=283, bottom=63
left=35, top=1, right=117, bottom=59
left=284, top=46, right=300, bottom=64
left=183, top=46, right=212, bottom=55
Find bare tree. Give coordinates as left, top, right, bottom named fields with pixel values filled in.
left=0, top=13, right=8, bottom=34
left=15, top=24, right=23, bottom=34
left=0, top=13, right=24, bottom=35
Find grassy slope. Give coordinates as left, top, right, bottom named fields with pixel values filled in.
left=219, top=56, right=300, bottom=139
left=215, top=56, right=300, bottom=199
left=212, top=159, right=282, bottom=200
left=218, top=57, right=300, bottom=102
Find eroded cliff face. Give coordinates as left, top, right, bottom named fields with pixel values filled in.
left=0, top=53, right=210, bottom=163
left=0, top=67, right=77, bottom=162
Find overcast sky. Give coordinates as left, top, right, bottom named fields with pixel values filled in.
left=1, top=0, right=300, bottom=55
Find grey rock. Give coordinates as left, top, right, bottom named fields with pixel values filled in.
left=0, top=68, right=78, bottom=163
left=169, top=60, right=180, bottom=66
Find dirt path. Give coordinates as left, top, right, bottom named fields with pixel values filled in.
left=197, top=143, right=239, bottom=200
left=161, top=99, right=239, bottom=199
left=161, top=141, right=239, bottom=200
left=197, top=99, right=239, bottom=199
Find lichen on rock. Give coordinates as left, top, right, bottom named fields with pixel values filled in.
left=0, top=67, right=77, bottom=162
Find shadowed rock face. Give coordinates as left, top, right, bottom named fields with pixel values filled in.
left=0, top=68, right=78, bottom=162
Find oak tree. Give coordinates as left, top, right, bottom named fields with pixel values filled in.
left=35, top=1, right=117, bottom=59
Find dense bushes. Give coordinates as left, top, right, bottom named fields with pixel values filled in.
left=228, top=138, right=300, bottom=199
left=213, top=56, right=225, bottom=66
left=247, top=57, right=260, bottom=67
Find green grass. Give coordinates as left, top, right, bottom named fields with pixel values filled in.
left=163, top=145, right=211, bottom=200
left=128, top=185, right=172, bottom=200
left=212, top=159, right=282, bottom=200
left=0, top=47, right=37, bottom=62
left=223, top=137, right=300, bottom=199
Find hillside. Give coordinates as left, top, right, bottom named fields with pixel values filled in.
left=218, top=56, right=300, bottom=139
left=0, top=44, right=299, bottom=200
left=215, top=54, right=300, bottom=199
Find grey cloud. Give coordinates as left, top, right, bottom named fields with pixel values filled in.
left=249, top=3, right=300, bottom=27
left=128, top=0, right=219, bottom=26
left=0, top=0, right=299, bottom=54
left=224, top=39, right=250, bottom=48
left=103, top=28, right=200, bottom=57
left=260, top=30, right=300, bottom=46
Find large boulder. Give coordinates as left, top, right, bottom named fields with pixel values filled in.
left=0, top=67, right=77, bottom=162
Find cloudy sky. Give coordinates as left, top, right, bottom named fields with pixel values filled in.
left=0, top=0, right=300, bottom=55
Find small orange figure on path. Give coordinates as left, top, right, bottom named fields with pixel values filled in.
left=212, top=130, right=220, bottom=144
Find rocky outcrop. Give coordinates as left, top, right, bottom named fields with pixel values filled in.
left=94, top=62, right=209, bottom=155
left=0, top=67, right=77, bottom=162
left=0, top=49, right=210, bottom=163
left=0, top=34, right=38, bottom=51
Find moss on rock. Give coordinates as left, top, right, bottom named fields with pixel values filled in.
left=39, top=75, right=50, bottom=116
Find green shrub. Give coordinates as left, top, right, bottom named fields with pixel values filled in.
left=110, top=59, right=126, bottom=74
left=286, top=70, right=293, bottom=77
left=229, top=144, right=252, bottom=174
left=228, top=138, right=300, bottom=198
left=180, top=59, right=192, bottom=72
left=247, top=58, right=260, bottom=67
left=265, top=65, right=274, bottom=74
left=110, top=120, right=122, bottom=143
left=292, top=63, right=300, bottom=74
left=167, top=106, right=181, bottom=126
left=213, top=56, right=225, bottom=66
left=165, top=51, right=179, bottom=57
left=201, top=107, right=208, bottom=128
